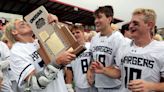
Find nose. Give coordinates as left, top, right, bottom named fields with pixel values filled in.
left=128, top=23, right=133, bottom=30
left=94, top=18, right=99, bottom=24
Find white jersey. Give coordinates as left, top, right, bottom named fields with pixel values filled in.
left=67, top=42, right=91, bottom=88
left=0, top=41, right=13, bottom=92
left=0, top=41, right=10, bottom=61
left=116, top=40, right=164, bottom=92
left=90, top=31, right=124, bottom=88
left=10, top=41, right=67, bottom=92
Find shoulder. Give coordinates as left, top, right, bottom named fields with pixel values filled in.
left=91, top=32, right=100, bottom=39
left=11, top=42, right=28, bottom=56
left=153, top=41, right=164, bottom=51
left=0, top=41, right=10, bottom=52
left=90, top=33, right=100, bottom=44
left=112, top=31, right=123, bottom=37
left=111, top=31, right=129, bottom=46
left=0, top=41, right=8, bottom=48
left=111, top=31, right=124, bottom=40
left=11, top=42, right=22, bottom=51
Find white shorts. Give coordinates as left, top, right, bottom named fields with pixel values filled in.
left=75, top=86, right=98, bottom=92
left=97, top=86, right=121, bottom=92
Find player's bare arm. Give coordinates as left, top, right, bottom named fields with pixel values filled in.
left=65, top=67, right=73, bottom=84
left=65, top=67, right=74, bottom=92
left=92, top=61, right=121, bottom=79
left=128, top=79, right=164, bottom=92
left=87, top=62, right=95, bottom=86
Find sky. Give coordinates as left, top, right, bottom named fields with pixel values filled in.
left=54, top=0, right=164, bottom=28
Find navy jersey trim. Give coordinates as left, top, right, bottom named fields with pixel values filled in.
left=18, top=64, right=32, bottom=85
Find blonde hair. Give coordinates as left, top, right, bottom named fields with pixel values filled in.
left=1, top=34, right=8, bottom=41
left=133, top=8, right=156, bottom=24
left=153, top=34, right=163, bottom=41
left=5, top=19, right=21, bottom=43
left=85, top=31, right=97, bottom=42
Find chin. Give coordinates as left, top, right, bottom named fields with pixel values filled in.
left=96, top=28, right=101, bottom=32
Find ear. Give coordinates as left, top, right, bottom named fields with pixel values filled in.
left=11, top=30, right=18, bottom=36
left=107, top=17, right=113, bottom=24
left=147, top=21, right=155, bottom=31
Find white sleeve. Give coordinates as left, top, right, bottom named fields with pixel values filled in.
left=0, top=42, right=10, bottom=70
left=114, top=47, right=122, bottom=68
left=0, top=41, right=10, bottom=60
left=112, top=31, right=125, bottom=56
left=10, top=52, right=35, bottom=87
left=159, top=54, right=164, bottom=78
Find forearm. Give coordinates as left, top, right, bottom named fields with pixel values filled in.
left=151, top=82, right=164, bottom=91
left=102, top=66, right=121, bottom=79
left=87, top=67, right=95, bottom=86
left=65, top=67, right=73, bottom=84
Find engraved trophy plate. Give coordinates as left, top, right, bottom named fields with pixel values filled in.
left=24, top=6, right=86, bottom=63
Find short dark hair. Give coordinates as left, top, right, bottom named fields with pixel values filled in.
left=120, top=23, right=129, bottom=35
left=94, top=5, right=114, bottom=18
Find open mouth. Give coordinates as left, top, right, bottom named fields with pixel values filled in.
left=129, top=28, right=137, bottom=33
left=131, top=30, right=136, bottom=33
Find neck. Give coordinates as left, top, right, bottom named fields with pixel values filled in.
left=16, top=34, right=34, bottom=43
left=100, top=26, right=113, bottom=36
left=79, top=39, right=85, bottom=45
left=134, top=35, right=153, bottom=47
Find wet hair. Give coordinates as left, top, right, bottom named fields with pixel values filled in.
left=94, top=5, right=114, bottom=18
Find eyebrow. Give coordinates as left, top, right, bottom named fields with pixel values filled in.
left=17, top=21, right=25, bottom=25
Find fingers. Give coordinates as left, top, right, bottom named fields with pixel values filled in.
left=48, top=14, right=58, bottom=24
left=91, top=62, right=99, bottom=69
left=56, top=51, right=76, bottom=65
left=63, top=52, right=76, bottom=65
left=91, top=61, right=103, bottom=69
left=128, top=80, right=144, bottom=92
